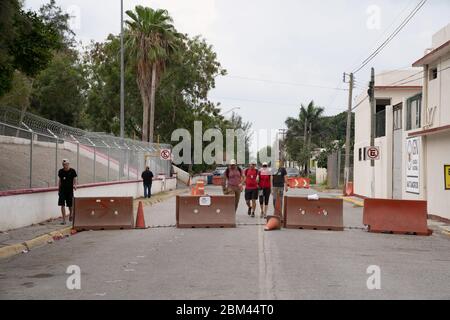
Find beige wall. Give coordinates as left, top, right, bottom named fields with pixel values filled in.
left=426, top=131, right=450, bottom=220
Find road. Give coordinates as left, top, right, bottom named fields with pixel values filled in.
left=1, top=186, right=449, bottom=300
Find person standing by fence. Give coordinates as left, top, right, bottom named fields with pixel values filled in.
left=58, top=159, right=77, bottom=225
left=141, top=166, right=154, bottom=198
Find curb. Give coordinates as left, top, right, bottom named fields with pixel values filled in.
left=0, top=226, right=73, bottom=260
left=338, top=196, right=364, bottom=207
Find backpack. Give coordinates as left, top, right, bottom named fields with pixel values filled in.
left=225, top=166, right=242, bottom=178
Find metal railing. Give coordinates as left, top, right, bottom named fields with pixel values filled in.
left=0, top=106, right=172, bottom=191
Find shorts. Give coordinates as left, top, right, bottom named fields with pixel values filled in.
left=245, top=189, right=258, bottom=201
left=259, top=188, right=271, bottom=205
left=58, top=190, right=74, bottom=207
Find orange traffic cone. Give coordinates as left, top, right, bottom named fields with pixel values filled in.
left=135, top=201, right=146, bottom=229
left=264, top=215, right=281, bottom=231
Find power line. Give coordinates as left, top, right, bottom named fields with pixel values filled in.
left=352, top=0, right=428, bottom=74
left=225, top=75, right=348, bottom=91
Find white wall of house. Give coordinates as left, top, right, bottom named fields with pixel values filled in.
left=0, top=178, right=177, bottom=232
left=426, top=131, right=450, bottom=220
left=354, top=85, right=422, bottom=198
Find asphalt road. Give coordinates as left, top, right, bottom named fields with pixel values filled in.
left=1, top=186, right=449, bottom=300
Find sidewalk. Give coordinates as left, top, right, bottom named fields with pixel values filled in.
left=0, top=186, right=189, bottom=259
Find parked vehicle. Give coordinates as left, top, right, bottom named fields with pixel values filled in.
left=286, top=167, right=300, bottom=177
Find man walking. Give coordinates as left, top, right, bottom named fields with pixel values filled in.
left=272, top=160, right=288, bottom=215
left=223, top=159, right=244, bottom=212
left=58, top=159, right=77, bottom=225
left=141, top=166, right=154, bottom=198
left=244, top=161, right=259, bottom=217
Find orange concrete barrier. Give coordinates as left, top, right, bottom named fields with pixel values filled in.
left=73, top=197, right=134, bottom=231
left=176, top=195, right=236, bottom=228
left=288, top=177, right=310, bottom=189
left=363, top=198, right=432, bottom=236
left=212, top=176, right=224, bottom=186
left=191, top=180, right=206, bottom=196
left=283, top=196, right=344, bottom=231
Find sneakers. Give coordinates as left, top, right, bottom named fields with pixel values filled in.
left=248, top=207, right=252, bottom=216
left=251, top=212, right=255, bottom=218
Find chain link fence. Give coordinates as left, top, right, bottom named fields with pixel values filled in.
left=0, top=106, right=172, bottom=191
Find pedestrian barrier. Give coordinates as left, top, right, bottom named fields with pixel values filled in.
left=283, top=196, right=344, bottom=231
left=73, top=197, right=134, bottom=231
left=212, top=176, right=224, bottom=186
left=288, top=177, right=310, bottom=189
left=363, top=198, right=432, bottom=236
left=176, top=195, right=236, bottom=228
left=191, top=180, right=206, bottom=196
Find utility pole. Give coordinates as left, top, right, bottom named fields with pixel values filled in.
left=343, top=72, right=354, bottom=190
left=368, top=67, right=376, bottom=198
left=278, top=129, right=287, bottom=163
left=120, top=0, right=125, bottom=138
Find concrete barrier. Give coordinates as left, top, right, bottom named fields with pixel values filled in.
left=0, top=178, right=177, bottom=232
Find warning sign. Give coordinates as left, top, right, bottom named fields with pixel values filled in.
left=445, top=165, right=450, bottom=190
left=160, top=149, right=172, bottom=161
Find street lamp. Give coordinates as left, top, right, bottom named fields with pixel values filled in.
left=120, top=0, right=125, bottom=138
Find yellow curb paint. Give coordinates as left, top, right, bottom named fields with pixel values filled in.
left=0, top=243, right=28, bottom=259
left=338, top=196, right=364, bottom=207
left=0, top=226, right=74, bottom=260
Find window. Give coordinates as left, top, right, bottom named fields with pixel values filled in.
left=430, top=67, right=438, bottom=80
left=359, top=148, right=362, bottom=161
left=406, top=94, right=422, bottom=131
left=375, top=99, right=390, bottom=138
left=393, top=104, right=402, bottom=130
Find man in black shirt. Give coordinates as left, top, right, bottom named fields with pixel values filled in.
left=58, top=159, right=77, bottom=225
left=272, top=160, right=288, bottom=213
left=141, top=166, right=154, bottom=198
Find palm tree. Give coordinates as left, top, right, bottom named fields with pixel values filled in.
left=125, top=6, right=180, bottom=142
left=285, top=100, right=324, bottom=175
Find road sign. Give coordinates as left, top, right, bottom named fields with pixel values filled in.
left=406, top=137, right=420, bottom=194
left=445, top=165, right=450, bottom=190
left=366, top=147, right=380, bottom=160
left=160, top=149, right=171, bottom=161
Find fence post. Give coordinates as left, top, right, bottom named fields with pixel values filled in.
left=29, top=131, right=33, bottom=188
left=55, top=138, right=58, bottom=187
left=127, top=149, right=130, bottom=180
left=107, top=146, right=110, bottom=181
left=77, top=142, right=80, bottom=180
left=93, top=145, right=96, bottom=183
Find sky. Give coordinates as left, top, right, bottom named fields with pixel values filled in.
left=25, top=0, right=450, bottom=153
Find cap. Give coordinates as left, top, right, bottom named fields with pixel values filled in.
left=62, top=159, right=70, bottom=165
left=250, top=160, right=257, bottom=165
left=230, top=159, right=237, bottom=165
left=262, top=162, right=268, bottom=166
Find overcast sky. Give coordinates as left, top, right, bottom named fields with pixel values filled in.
left=26, top=0, right=450, bottom=152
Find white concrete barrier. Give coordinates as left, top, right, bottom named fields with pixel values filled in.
left=0, top=178, right=177, bottom=232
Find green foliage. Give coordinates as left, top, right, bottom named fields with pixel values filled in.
left=30, top=52, right=87, bottom=127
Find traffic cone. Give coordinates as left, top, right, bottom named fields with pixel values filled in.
left=264, top=215, right=281, bottom=231
left=135, top=201, right=146, bottom=229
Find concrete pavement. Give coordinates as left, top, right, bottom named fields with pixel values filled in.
left=0, top=186, right=449, bottom=300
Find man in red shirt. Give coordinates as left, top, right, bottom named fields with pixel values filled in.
left=244, top=160, right=259, bottom=217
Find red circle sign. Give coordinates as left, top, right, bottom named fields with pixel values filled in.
left=367, top=147, right=379, bottom=160
left=160, top=149, right=171, bottom=160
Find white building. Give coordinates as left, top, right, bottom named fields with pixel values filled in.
left=353, top=69, right=423, bottom=200
left=410, top=23, right=450, bottom=221
left=353, top=23, right=450, bottom=222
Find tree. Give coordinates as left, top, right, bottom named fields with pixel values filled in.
left=285, top=101, right=324, bottom=175
left=30, top=51, right=87, bottom=127
left=125, top=6, right=181, bottom=142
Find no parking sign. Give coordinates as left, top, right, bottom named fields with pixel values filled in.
left=160, top=149, right=172, bottom=161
